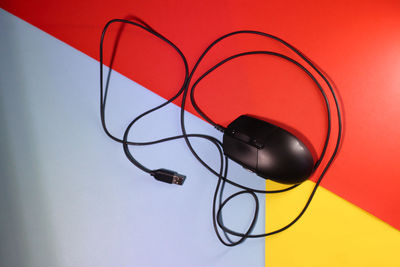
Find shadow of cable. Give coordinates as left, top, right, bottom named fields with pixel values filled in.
left=103, top=15, right=160, bottom=106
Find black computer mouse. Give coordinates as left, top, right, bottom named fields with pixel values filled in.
left=222, top=115, right=315, bottom=184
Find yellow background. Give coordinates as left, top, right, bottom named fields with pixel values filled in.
left=265, top=181, right=400, bottom=266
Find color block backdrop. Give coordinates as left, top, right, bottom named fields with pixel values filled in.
left=1, top=0, right=400, bottom=266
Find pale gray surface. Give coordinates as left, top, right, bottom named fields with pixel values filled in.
left=0, top=9, right=265, bottom=267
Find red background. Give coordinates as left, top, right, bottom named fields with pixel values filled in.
left=2, top=0, right=400, bottom=229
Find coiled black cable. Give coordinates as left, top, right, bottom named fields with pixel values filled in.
left=99, top=19, right=342, bottom=247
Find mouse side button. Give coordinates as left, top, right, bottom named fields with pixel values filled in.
left=222, top=134, right=258, bottom=172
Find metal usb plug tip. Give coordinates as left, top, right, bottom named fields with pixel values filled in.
left=172, top=173, right=186, bottom=185
left=152, top=169, right=186, bottom=185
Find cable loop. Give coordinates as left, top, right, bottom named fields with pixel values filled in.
left=99, top=19, right=343, bottom=247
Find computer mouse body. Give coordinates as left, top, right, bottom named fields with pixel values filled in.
left=222, top=115, right=315, bottom=184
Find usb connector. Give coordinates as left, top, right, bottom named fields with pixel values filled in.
left=151, top=169, right=186, bottom=185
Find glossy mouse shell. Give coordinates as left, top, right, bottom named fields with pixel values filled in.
left=222, top=115, right=314, bottom=184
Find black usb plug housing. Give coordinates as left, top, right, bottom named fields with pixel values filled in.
left=151, top=169, right=186, bottom=185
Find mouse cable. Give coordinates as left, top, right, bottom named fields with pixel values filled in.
left=99, top=19, right=342, bottom=246
left=180, top=31, right=342, bottom=245
left=100, top=19, right=300, bottom=191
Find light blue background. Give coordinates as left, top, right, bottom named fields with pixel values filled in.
left=0, top=9, right=265, bottom=267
